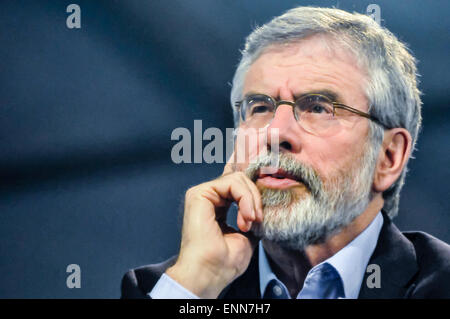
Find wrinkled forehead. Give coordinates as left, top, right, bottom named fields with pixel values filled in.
left=253, top=33, right=365, bottom=70
left=242, top=34, right=369, bottom=108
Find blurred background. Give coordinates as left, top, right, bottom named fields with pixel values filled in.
left=0, top=0, right=448, bottom=298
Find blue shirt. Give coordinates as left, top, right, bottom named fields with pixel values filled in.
left=150, top=212, right=383, bottom=299
left=259, top=212, right=383, bottom=299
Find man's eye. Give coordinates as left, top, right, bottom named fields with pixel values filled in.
left=250, top=105, right=270, bottom=114
left=309, top=104, right=331, bottom=114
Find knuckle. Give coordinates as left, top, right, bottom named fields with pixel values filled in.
left=235, top=171, right=248, bottom=179
left=185, top=187, right=194, bottom=198
left=185, top=182, right=216, bottom=203
left=185, top=186, right=200, bottom=201
left=230, top=171, right=250, bottom=185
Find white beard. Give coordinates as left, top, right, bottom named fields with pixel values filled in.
left=245, top=143, right=377, bottom=251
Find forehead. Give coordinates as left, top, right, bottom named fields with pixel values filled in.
left=243, top=35, right=368, bottom=106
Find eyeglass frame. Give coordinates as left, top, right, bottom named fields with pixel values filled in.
left=234, top=93, right=386, bottom=129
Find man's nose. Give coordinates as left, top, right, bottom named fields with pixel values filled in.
left=267, top=104, right=303, bottom=153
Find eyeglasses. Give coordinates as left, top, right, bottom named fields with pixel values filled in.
left=235, top=93, right=385, bottom=137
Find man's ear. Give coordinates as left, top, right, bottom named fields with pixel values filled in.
left=373, top=128, right=412, bottom=193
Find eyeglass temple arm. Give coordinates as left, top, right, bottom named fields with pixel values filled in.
left=333, top=103, right=385, bottom=128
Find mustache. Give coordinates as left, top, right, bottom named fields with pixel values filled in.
left=244, top=153, right=323, bottom=198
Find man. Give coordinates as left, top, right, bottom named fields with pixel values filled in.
left=121, top=7, right=450, bottom=299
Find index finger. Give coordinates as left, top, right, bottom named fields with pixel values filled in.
left=222, top=151, right=235, bottom=176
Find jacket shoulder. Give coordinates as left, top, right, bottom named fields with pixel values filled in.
left=402, top=231, right=450, bottom=298
left=121, top=255, right=178, bottom=299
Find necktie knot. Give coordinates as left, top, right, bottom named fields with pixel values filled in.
left=298, top=263, right=345, bottom=299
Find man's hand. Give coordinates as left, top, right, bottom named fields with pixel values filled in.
left=166, top=163, right=263, bottom=299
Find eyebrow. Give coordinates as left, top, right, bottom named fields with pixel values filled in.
left=242, top=89, right=343, bottom=103
left=295, top=90, right=342, bottom=103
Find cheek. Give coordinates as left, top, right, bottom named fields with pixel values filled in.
left=305, top=134, right=363, bottom=178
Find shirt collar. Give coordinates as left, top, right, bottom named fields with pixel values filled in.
left=259, top=238, right=282, bottom=298
left=258, top=211, right=384, bottom=299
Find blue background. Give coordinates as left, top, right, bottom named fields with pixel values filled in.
left=0, top=0, right=448, bottom=298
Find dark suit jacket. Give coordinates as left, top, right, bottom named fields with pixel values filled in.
left=121, top=214, right=450, bottom=298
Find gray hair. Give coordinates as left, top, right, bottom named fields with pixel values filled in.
left=230, top=6, right=422, bottom=219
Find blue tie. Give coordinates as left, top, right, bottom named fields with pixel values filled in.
left=297, top=263, right=345, bottom=299
left=263, top=263, right=345, bottom=299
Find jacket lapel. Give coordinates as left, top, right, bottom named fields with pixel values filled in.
left=358, top=211, right=418, bottom=298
